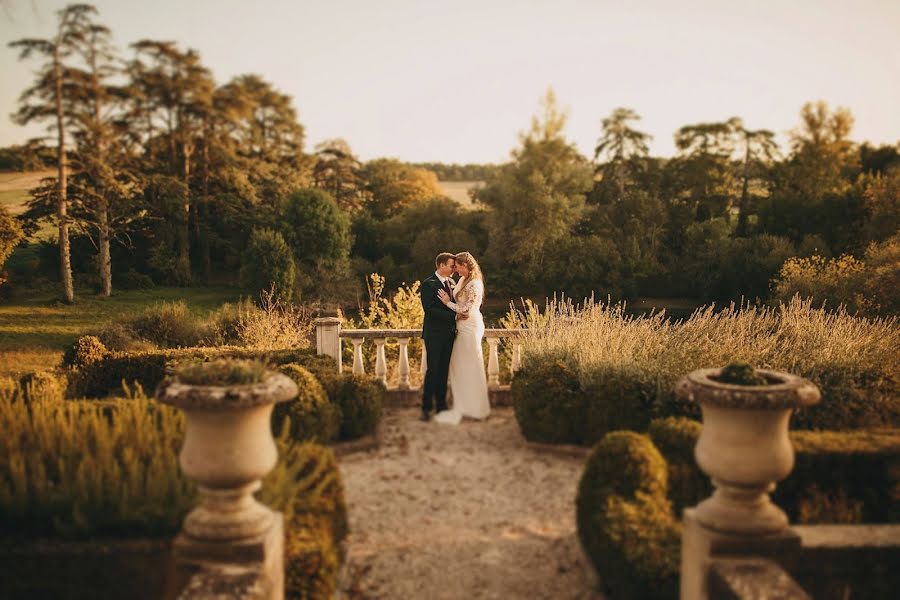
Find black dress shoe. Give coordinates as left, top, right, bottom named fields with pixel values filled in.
left=419, top=413, right=431, bottom=422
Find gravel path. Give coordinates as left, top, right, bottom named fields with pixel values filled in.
left=337, top=407, right=605, bottom=600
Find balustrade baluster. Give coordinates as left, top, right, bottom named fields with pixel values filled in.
left=511, top=342, right=522, bottom=374
left=487, top=338, right=500, bottom=388
left=374, top=338, right=387, bottom=385
left=351, top=338, right=365, bottom=375
left=397, top=338, right=410, bottom=390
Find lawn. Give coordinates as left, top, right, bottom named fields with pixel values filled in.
left=0, top=285, right=239, bottom=377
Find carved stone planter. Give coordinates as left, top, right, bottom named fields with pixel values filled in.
left=156, top=372, right=297, bottom=542
left=675, top=368, right=820, bottom=535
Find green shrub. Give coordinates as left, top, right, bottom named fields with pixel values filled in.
left=62, top=335, right=108, bottom=368
left=0, top=391, right=194, bottom=539
left=69, top=351, right=168, bottom=398
left=262, top=441, right=348, bottom=599
left=333, top=374, right=385, bottom=440
left=129, top=301, right=204, bottom=349
left=2, top=384, right=348, bottom=597
left=793, top=362, right=900, bottom=430
left=275, top=365, right=341, bottom=443
left=581, top=363, right=658, bottom=446
left=118, top=269, right=155, bottom=290
left=717, top=361, right=766, bottom=385
left=175, top=358, right=267, bottom=386
left=19, top=370, right=68, bottom=403
left=240, top=228, right=296, bottom=301
left=94, top=323, right=156, bottom=353
left=512, top=357, right=584, bottom=444
left=648, top=417, right=900, bottom=523
left=69, top=347, right=320, bottom=399
left=282, top=519, right=339, bottom=600
left=576, top=431, right=680, bottom=600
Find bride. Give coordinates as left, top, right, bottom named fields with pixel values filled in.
left=433, top=251, right=490, bottom=424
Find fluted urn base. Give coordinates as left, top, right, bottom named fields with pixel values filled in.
left=184, top=481, right=274, bottom=541
left=695, top=479, right=789, bottom=535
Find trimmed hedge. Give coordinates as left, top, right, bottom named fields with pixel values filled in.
left=513, top=354, right=900, bottom=447
left=648, top=417, right=900, bottom=523
left=62, top=335, right=108, bottom=368
left=275, top=365, right=341, bottom=443
left=512, top=358, right=658, bottom=446
left=67, top=345, right=318, bottom=398
left=288, top=354, right=384, bottom=441
left=261, top=441, right=348, bottom=600
left=512, top=358, right=584, bottom=444
left=576, top=431, right=680, bottom=600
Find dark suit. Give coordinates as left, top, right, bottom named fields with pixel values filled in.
left=420, top=273, right=456, bottom=415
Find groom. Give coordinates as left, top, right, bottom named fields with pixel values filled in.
left=419, top=252, right=465, bottom=421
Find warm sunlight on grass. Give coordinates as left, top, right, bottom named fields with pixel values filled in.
left=0, top=285, right=239, bottom=377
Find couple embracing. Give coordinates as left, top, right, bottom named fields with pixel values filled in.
left=419, top=251, right=490, bottom=425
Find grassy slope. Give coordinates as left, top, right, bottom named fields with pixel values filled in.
left=438, top=180, right=483, bottom=208
left=0, top=285, right=238, bottom=378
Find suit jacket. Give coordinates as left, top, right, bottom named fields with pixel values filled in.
left=420, top=273, right=457, bottom=340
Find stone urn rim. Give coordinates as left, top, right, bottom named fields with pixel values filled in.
left=675, top=367, right=821, bottom=410
left=155, top=371, right=297, bottom=410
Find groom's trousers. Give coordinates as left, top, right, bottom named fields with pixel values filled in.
left=422, top=332, right=454, bottom=414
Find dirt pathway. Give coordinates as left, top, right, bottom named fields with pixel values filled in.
left=337, top=407, right=604, bottom=600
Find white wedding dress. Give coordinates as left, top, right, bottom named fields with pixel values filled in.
left=434, top=277, right=491, bottom=424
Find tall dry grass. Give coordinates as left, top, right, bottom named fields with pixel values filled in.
left=512, top=295, right=900, bottom=385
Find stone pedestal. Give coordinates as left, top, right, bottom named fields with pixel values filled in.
left=169, top=513, right=284, bottom=600
left=681, top=508, right=802, bottom=600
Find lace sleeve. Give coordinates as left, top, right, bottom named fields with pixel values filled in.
left=447, top=279, right=483, bottom=314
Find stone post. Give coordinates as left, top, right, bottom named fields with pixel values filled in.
left=156, top=367, right=298, bottom=600
left=397, top=337, right=411, bottom=390
left=674, top=367, right=820, bottom=600
left=315, top=317, right=342, bottom=373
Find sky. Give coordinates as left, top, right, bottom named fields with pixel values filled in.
left=1, top=0, right=898, bottom=164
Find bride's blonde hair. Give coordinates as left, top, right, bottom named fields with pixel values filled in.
left=454, top=251, right=483, bottom=298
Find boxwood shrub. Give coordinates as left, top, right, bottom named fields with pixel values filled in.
left=648, top=417, right=900, bottom=523
left=576, top=431, right=680, bottom=600
left=275, top=365, right=341, bottom=443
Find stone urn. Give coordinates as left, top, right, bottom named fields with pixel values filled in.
left=156, top=370, right=297, bottom=542
left=674, top=367, right=820, bottom=535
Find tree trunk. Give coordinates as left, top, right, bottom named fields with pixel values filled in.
left=200, top=123, right=212, bottom=283
left=737, top=142, right=751, bottom=237
left=176, top=134, right=193, bottom=284
left=98, top=201, right=111, bottom=296
left=54, top=43, right=74, bottom=304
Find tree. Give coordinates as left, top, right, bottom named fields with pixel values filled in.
left=312, top=139, right=366, bottom=211
left=9, top=3, right=94, bottom=303
left=280, top=188, right=351, bottom=280
left=671, top=121, right=736, bottom=221
left=729, top=118, right=778, bottom=236
left=476, top=89, right=593, bottom=288
left=0, top=206, right=23, bottom=286
left=759, top=102, right=859, bottom=244
left=127, top=40, right=215, bottom=283
left=240, top=228, right=295, bottom=301
left=593, top=107, right=651, bottom=200
left=362, top=158, right=443, bottom=218
left=65, top=5, right=141, bottom=296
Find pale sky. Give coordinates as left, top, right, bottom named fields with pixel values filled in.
left=1, top=0, right=898, bottom=164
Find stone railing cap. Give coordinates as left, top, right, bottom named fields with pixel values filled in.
left=156, top=372, right=298, bottom=410
left=675, top=368, right=821, bottom=410
left=314, top=317, right=343, bottom=325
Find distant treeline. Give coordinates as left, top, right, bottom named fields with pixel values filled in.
left=0, top=144, right=54, bottom=172
left=409, top=163, right=500, bottom=181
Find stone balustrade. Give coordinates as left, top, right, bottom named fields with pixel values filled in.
left=315, top=318, right=525, bottom=396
